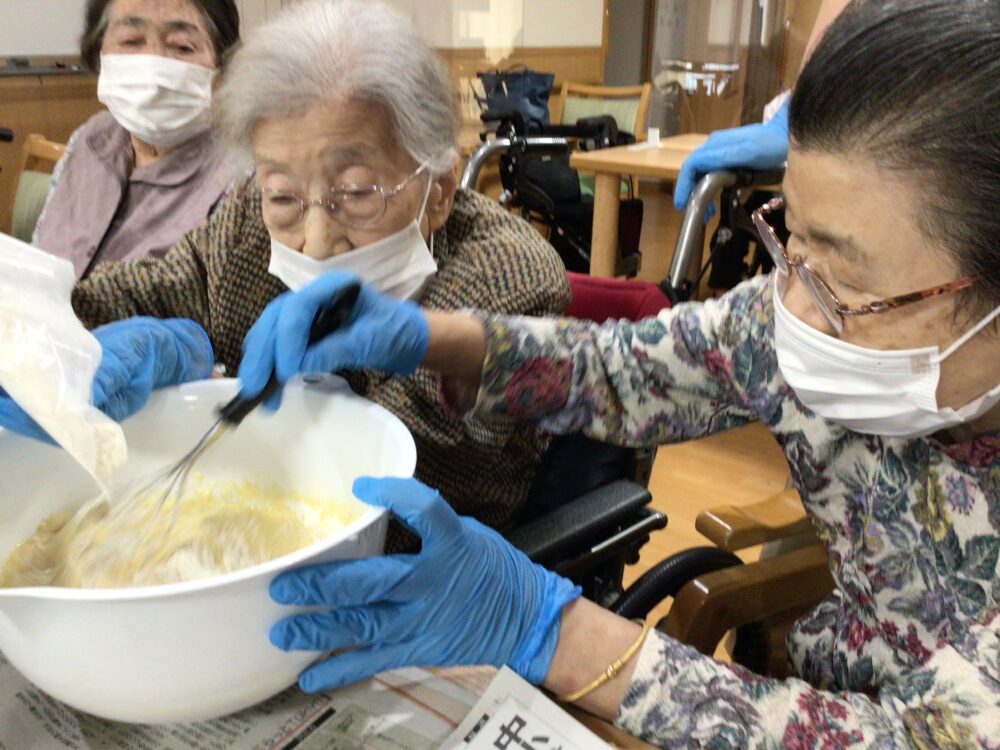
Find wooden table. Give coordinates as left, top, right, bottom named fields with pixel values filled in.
left=569, top=133, right=708, bottom=277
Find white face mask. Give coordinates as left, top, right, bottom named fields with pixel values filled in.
left=267, top=173, right=438, bottom=299
left=98, top=54, right=214, bottom=150
left=773, top=275, right=1000, bottom=438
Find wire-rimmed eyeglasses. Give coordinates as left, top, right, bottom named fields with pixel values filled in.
left=259, top=163, right=428, bottom=231
left=752, top=196, right=975, bottom=335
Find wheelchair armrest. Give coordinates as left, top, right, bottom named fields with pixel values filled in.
left=696, top=489, right=815, bottom=553
left=506, top=479, right=655, bottom=566
left=661, top=541, right=833, bottom=656
left=479, top=109, right=525, bottom=135
left=535, top=123, right=596, bottom=139
left=610, top=546, right=743, bottom=620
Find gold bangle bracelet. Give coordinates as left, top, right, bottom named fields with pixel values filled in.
left=557, top=619, right=652, bottom=703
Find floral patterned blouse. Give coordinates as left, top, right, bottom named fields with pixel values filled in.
left=469, top=274, right=1000, bottom=749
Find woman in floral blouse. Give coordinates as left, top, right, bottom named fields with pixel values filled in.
left=240, top=0, right=1000, bottom=746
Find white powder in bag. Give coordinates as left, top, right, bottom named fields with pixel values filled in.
left=0, top=234, right=126, bottom=481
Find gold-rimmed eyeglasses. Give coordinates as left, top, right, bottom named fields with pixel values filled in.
left=752, top=196, right=975, bottom=335
left=259, top=163, right=428, bottom=231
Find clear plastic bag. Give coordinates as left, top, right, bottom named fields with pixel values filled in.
left=0, top=233, right=126, bottom=482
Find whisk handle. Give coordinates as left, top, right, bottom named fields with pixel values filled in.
left=217, top=281, right=362, bottom=425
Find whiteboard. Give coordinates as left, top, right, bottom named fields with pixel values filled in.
left=0, top=0, right=88, bottom=57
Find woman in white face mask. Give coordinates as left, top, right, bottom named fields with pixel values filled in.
left=226, top=0, right=1000, bottom=744
left=51, top=0, right=571, bottom=548
left=31, top=0, right=239, bottom=280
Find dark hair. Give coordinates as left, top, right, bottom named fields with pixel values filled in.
left=80, top=0, right=240, bottom=72
left=790, top=0, right=1000, bottom=314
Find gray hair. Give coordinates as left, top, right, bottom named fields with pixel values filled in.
left=214, top=0, right=460, bottom=175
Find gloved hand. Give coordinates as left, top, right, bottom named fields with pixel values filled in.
left=90, top=317, right=214, bottom=421
left=0, top=387, right=48, bottom=442
left=238, top=271, right=428, bottom=408
left=673, top=98, right=790, bottom=213
left=269, top=477, right=582, bottom=693
left=0, top=317, right=214, bottom=442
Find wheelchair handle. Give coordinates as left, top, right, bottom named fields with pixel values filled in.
left=667, top=171, right=738, bottom=294
left=460, top=137, right=513, bottom=190
left=666, top=168, right=786, bottom=295
left=459, top=135, right=571, bottom=191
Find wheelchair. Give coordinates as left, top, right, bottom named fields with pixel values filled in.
left=460, top=111, right=643, bottom=277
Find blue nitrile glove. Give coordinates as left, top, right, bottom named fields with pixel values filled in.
left=269, top=476, right=582, bottom=693
left=238, top=272, right=428, bottom=409
left=673, top=98, right=790, bottom=213
left=90, top=317, right=214, bottom=421
left=0, top=387, right=49, bottom=442
left=0, top=317, right=213, bottom=442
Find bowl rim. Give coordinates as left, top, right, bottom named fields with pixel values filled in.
left=0, top=377, right=414, bottom=601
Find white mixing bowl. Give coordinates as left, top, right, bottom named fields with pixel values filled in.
left=0, top=377, right=415, bottom=723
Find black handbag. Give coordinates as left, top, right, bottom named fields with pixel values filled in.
left=476, top=65, right=555, bottom=133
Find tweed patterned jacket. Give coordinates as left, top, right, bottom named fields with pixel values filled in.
left=72, top=188, right=571, bottom=530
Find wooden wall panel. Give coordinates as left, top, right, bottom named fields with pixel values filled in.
left=781, top=0, right=823, bottom=89
left=0, top=71, right=103, bottom=234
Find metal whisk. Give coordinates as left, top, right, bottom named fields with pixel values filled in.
left=96, top=282, right=363, bottom=546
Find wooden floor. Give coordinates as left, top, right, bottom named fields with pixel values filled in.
left=622, top=424, right=791, bottom=629
left=613, top=183, right=792, bottom=629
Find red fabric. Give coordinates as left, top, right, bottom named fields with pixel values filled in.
left=565, top=272, right=671, bottom=324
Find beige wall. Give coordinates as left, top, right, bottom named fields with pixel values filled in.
left=0, top=0, right=605, bottom=58
left=237, top=0, right=604, bottom=49
left=235, top=0, right=608, bottom=125
left=0, top=0, right=87, bottom=56
left=523, top=1, right=604, bottom=47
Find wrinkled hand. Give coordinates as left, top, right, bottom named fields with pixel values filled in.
left=269, top=477, right=581, bottom=692
left=238, top=272, right=428, bottom=409
left=0, top=317, right=214, bottom=442
left=674, top=98, right=790, bottom=214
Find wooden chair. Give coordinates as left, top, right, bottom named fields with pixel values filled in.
left=552, top=82, right=653, bottom=141
left=614, top=488, right=834, bottom=678
left=552, top=82, right=653, bottom=200
left=10, top=134, right=65, bottom=242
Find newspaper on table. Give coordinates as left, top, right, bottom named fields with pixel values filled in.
left=0, top=654, right=611, bottom=750
left=442, top=667, right=611, bottom=750
left=0, top=651, right=486, bottom=750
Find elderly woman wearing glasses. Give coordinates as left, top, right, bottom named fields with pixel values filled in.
left=230, top=0, right=1000, bottom=745
left=0, top=0, right=569, bottom=536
